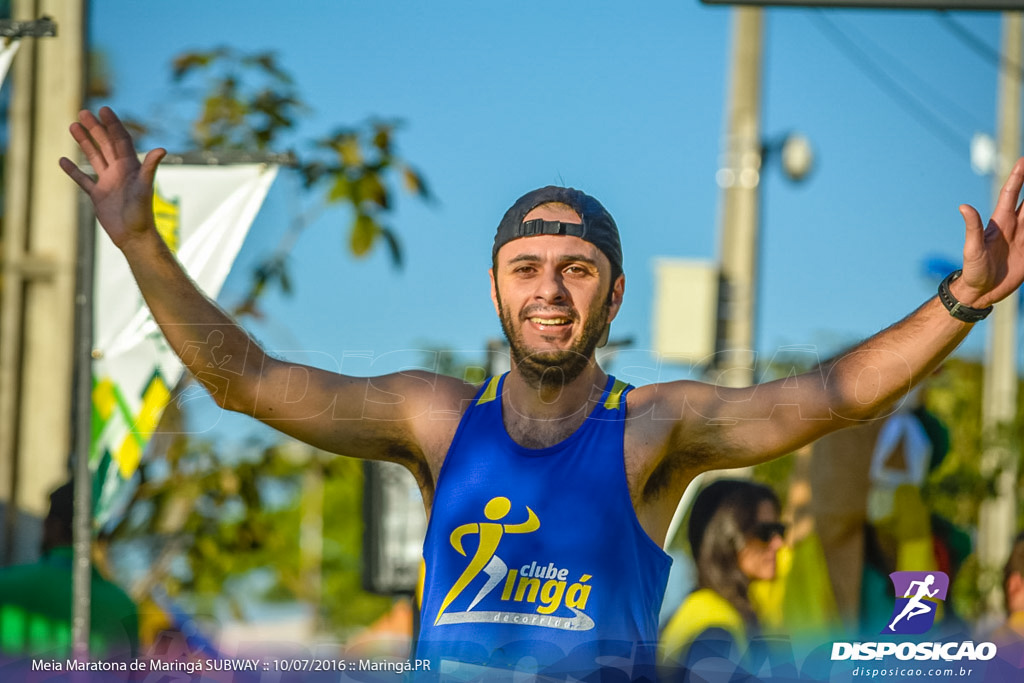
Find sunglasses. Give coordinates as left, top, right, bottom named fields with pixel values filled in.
left=750, top=522, right=786, bottom=543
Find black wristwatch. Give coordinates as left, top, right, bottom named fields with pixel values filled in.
left=937, top=270, right=993, bottom=323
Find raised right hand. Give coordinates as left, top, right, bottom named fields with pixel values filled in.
left=59, top=107, right=166, bottom=250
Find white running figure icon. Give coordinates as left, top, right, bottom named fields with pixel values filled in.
left=889, top=574, right=939, bottom=631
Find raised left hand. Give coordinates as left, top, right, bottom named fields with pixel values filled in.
left=956, top=156, right=1024, bottom=308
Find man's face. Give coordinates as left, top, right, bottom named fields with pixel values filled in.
left=490, top=203, right=624, bottom=388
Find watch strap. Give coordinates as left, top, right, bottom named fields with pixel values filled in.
left=937, top=270, right=993, bottom=323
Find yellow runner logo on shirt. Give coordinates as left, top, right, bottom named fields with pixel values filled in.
left=434, top=496, right=595, bottom=631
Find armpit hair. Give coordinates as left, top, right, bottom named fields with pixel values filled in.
left=385, top=438, right=434, bottom=500
left=342, top=429, right=434, bottom=501
left=641, top=427, right=730, bottom=501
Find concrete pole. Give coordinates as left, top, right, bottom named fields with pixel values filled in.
left=715, top=7, right=764, bottom=390
left=0, top=13, right=37, bottom=563
left=978, top=11, right=1021, bottom=623
left=0, top=0, right=84, bottom=562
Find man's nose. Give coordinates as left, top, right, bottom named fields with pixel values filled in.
left=534, top=268, right=567, bottom=303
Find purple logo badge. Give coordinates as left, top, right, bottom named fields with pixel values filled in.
left=882, top=571, right=949, bottom=635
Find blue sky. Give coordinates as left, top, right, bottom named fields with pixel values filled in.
left=90, top=1, right=1010, bottom=400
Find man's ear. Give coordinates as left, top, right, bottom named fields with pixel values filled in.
left=489, top=268, right=500, bottom=316
left=607, top=273, right=625, bottom=322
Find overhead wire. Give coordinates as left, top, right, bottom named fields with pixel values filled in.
left=819, top=11, right=987, bottom=133
left=934, top=11, right=1024, bottom=78
left=805, top=10, right=974, bottom=157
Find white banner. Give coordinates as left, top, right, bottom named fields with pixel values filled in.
left=90, top=164, right=278, bottom=527
left=0, top=40, right=20, bottom=89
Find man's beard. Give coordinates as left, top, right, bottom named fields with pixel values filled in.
left=497, top=294, right=610, bottom=390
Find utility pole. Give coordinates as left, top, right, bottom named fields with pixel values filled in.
left=715, top=6, right=764, bottom=390
left=978, top=11, right=1022, bottom=623
left=0, top=0, right=80, bottom=565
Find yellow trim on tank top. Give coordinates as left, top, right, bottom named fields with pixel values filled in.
left=603, top=379, right=629, bottom=410
left=476, top=376, right=501, bottom=405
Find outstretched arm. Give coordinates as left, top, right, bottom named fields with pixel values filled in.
left=649, top=157, right=1024, bottom=474
left=61, top=108, right=468, bottom=480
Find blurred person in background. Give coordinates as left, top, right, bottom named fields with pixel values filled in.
left=659, top=479, right=785, bottom=678
left=990, top=532, right=1024, bottom=646
left=0, top=482, right=138, bottom=659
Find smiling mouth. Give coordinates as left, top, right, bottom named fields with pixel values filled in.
left=527, top=316, right=572, bottom=326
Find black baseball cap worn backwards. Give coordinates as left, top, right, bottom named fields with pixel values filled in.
left=493, top=186, right=623, bottom=275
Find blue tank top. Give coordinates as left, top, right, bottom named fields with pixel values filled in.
left=417, top=374, right=672, bottom=679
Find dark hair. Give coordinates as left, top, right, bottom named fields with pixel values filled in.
left=687, top=479, right=780, bottom=630
left=41, top=481, right=75, bottom=554
left=48, top=482, right=75, bottom=527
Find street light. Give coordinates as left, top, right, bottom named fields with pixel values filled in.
left=779, top=133, right=815, bottom=182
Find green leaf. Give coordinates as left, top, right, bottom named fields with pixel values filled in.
left=402, top=165, right=431, bottom=200
left=171, top=51, right=214, bottom=81
left=328, top=175, right=351, bottom=203
left=338, top=135, right=362, bottom=166
left=357, top=173, right=388, bottom=209
left=350, top=214, right=378, bottom=257
left=379, top=226, right=403, bottom=269
left=300, top=161, right=328, bottom=188
left=371, top=123, right=392, bottom=154
left=278, top=266, right=293, bottom=295
left=247, top=52, right=294, bottom=85
left=255, top=127, right=273, bottom=149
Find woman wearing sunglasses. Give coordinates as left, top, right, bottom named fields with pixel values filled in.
left=659, top=479, right=786, bottom=678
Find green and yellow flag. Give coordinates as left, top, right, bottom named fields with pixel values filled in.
left=90, top=164, right=278, bottom=529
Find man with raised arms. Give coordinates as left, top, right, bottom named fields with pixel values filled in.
left=61, top=107, right=1024, bottom=679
